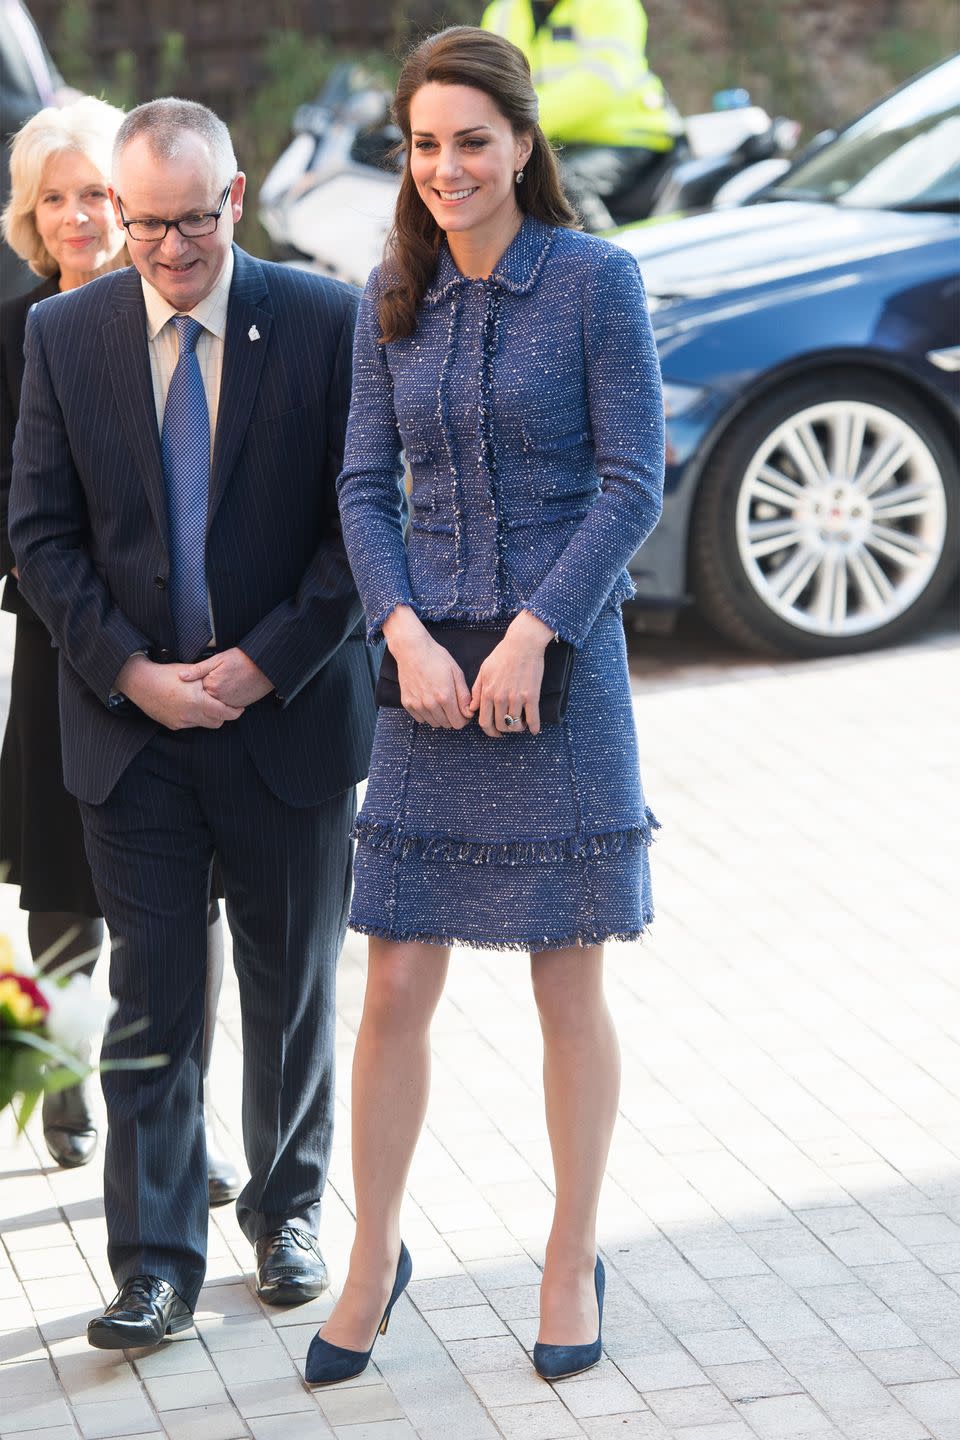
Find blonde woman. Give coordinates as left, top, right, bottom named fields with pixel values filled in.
left=0, top=99, right=237, bottom=1201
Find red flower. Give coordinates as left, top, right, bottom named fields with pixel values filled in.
left=0, top=971, right=50, bottom=1018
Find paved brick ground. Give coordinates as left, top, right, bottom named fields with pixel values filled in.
left=2, top=609, right=958, bottom=1440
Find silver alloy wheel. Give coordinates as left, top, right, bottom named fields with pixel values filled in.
left=735, top=399, right=949, bottom=637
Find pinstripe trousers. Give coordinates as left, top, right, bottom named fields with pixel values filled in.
left=79, top=721, right=355, bottom=1310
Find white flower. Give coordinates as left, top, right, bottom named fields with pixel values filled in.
left=38, top=974, right=116, bottom=1056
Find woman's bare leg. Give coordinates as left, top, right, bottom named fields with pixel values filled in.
left=319, top=937, right=449, bottom=1349
left=531, top=944, right=620, bottom=1345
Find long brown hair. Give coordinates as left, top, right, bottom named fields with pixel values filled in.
left=379, top=26, right=577, bottom=343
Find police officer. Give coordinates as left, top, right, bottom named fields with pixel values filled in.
left=481, top=0, right=682, bottom=229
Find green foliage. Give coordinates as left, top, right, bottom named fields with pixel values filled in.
left=870, top=25, right=954, bottom=80
left=55, top=0, right=96, bottom=94
left=1, top=1027, right=88, bottom=1134
left=157, top=32, right=186, bottom=98
left=110, top=51, right=138, bottom=112
left=646, top=28, right=721, bottom=119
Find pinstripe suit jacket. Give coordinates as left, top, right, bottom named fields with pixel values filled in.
left=9, top=246, right=377, bottom=806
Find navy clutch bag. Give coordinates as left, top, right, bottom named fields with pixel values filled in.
left=375, top=623, right=575, bottom=726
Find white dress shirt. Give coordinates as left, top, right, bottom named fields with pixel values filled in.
left=141, top=247, right=234, bottom=459
left=140, top=250, right=234, bottom=643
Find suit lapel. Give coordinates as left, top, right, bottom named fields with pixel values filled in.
left=104, top=271, right=168, bottom=545
left=209, top=248, right=272, bottom=525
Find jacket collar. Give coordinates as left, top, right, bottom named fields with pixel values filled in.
left=103, top=247, right=272, bottom=541
left=209, top=246, right=272, bottom=519
left=108, top=243, right=267, bottom=314
left=422, top=216, right=556, bottom=305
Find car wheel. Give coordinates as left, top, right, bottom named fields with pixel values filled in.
left=690, top=372, right=958, bottom=657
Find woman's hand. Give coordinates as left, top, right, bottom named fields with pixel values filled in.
left=470, top=610, right=555, bottom=737
left=382, top=605, right=473, bottom=729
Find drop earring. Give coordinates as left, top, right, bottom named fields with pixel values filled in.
left=515, top=169, right=525, bottom=185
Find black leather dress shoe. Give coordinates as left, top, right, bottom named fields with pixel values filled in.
left=206, top=1132, right=242, bottom=1208
left=43, top=1082, right=98, bottom=1168
left=87, top=1276, right=193, bottom=1349
left=255, top=1225, right=328, bottom=1305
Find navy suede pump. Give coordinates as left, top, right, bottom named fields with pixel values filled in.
left=304, top=1242, right=413, bottom=1386
left=533, top=1256, right=605, bottom=1381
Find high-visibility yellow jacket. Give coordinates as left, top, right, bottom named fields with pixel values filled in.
left=481, top=0, right=681, bottom=150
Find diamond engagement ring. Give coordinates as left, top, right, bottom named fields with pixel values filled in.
left=503, top=714, right=518, bottom=728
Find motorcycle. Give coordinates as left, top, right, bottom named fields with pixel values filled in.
left=260, top=65, right=800, bottom=286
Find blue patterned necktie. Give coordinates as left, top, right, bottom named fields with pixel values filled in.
left=161, top=315, right=212, bottom=660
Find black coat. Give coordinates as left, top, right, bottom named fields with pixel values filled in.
left=0, top=273, right=57, bottom=608
left=0, top=273, right=100, bottom=912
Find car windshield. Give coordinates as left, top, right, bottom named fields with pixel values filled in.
left=769, top=56, right=960, bottom=210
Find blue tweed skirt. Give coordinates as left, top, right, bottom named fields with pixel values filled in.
left=349, top=606, right=657, bottom=951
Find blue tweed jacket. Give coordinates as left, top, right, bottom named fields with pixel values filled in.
left=337, top=216, right=664, bottom=649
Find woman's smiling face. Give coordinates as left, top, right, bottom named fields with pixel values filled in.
left=408, top=83, right=532, bottom=249
left=34, top=148, right=124, bottom=287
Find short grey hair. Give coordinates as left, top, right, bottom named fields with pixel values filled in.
left=113, top=98, right=238, bottom=190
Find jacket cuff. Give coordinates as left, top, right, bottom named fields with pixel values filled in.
left=367, top=592, right=417, bottom=645
left=99, top=625, right=153, bottom=705
left=521, top=598, right=583, bottom=650
left=241, top=608, right=358, bottom=709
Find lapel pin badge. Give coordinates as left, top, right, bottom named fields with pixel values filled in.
left=248, top=324, right=261, bottom=342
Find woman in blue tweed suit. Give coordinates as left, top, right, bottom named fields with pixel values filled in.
left=312, top=27, right=664, bottom=1384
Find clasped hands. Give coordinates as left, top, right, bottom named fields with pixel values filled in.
left=114, top=648, right=273, bottom=731
left=382, top=605, right=555, bottom=737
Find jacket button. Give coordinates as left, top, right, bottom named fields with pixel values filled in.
left=154, top=575, right=167, bottom=589
left=157, top=647, right=171, bottom=661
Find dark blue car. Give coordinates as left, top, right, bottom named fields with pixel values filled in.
left=614, top=55, right=959, bottom=656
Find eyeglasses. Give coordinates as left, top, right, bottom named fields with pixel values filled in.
left=116, top=181, right=233, bottom=241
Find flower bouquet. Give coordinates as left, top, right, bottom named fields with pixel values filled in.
left=0, top=931, right=165, bottom=1132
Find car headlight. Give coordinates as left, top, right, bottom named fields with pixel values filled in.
left=661, top=381, right=708, bottom=418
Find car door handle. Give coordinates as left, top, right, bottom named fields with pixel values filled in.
left=927, top=345, right=960, bottom=372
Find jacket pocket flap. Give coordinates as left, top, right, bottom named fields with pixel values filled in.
left=521, top=413, right=591, bottom=453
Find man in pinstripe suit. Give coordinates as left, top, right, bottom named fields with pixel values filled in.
left=9, top=99, right=378, bottom=1348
